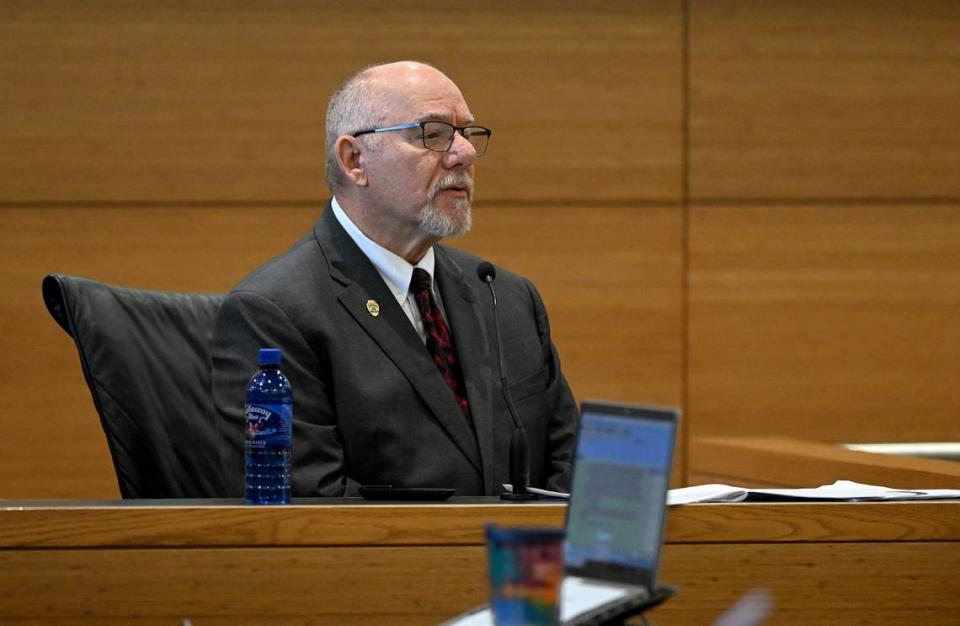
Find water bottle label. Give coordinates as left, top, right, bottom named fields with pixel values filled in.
left=246, top=403, right=292, bottom=449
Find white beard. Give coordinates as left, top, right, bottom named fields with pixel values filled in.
left=418, top=173, right=474, bottom=237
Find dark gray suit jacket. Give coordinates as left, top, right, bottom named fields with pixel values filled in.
left=212, top=205, right=578, bottom=497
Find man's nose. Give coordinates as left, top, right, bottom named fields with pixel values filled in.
left=443, top=131, right=477, bottom=168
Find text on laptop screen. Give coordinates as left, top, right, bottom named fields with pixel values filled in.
left=564, top=411, right=673, bottom=574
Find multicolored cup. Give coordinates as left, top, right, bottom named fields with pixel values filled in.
left=485, top=524, right=565, bottom=626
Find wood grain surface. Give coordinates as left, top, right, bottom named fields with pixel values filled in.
left=2, top=500, right=958, bottom=548
left=690, top=436, right=960, bottom=490
left=4, top=542, right=956, bottom=625
left=689, top=0, right=960, bottom=199
left=688, top=203, right=960, bottom=443
left=0, top=0, right=682, bottom=203
left=0, top=501, right=958, bottom=626
left=654, top=542, right=960, bottom=626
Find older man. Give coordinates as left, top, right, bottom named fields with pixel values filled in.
left=212, top=61, right=578, bottom=497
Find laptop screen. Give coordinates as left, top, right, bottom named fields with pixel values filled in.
left=563, top=401, right=678, bottom=586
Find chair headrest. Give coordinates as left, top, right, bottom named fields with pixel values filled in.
left=42, top=274, right=72, bottom=335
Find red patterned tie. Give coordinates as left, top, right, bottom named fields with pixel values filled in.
left=411, top=268, right=472, bottom=423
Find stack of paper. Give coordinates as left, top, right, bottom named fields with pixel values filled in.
left=504, top=481, right=960, bottom=504
left=669, top=480, right=960, bottom=504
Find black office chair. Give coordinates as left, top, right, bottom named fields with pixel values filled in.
left=42, top=274, right=227, bottom=498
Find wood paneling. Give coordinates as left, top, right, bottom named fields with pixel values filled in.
left=656, top=542, right=960, bottom=626
left=2, top=501, right=958, bottom=626
left=455, top=205, right=683, bottom=407
left=4, top=542, right=957, bottom=625
left=4, top=500, right=958, bottom=548
left=686, top=2, right=960, bottom=477
left=0, top=0, right=682, bottom=203
left=0, top=545, right=486, bottom=624
left=691, top=437, right=960, bottom=489
left=688, top=203, right=960, bottom=443
left=1, top=203, right=681, bottom=498
left=689, top=0, right=960, bottom=199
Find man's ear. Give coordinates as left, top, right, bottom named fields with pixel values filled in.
left=335, top=136, right=368, bottom=186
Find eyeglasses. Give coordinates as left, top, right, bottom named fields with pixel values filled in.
left=351, top=121, right=492, bottom=156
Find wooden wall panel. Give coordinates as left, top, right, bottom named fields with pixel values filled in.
left=656, top=542, right=960, bottom=626
left=455, top=205, right=683, bottom=407
left=689, top=1, right=960, bottom=199
left=688, top=203, right=960, bottom=443
left=0, top=546, right=487, bottom=624
left=3, top=501, right=959, bottom=626
left=4, top=542, right=958, bottom=626
left=0, top=203, right=681, bottom=497
left=0, top=0, right=682, bottom=203
left=690, top=437, right=960, bottom=489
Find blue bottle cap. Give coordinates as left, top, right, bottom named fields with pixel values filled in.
left=257, top=348, right=282, bottom=366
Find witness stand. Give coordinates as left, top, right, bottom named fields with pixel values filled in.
left=1, top=497, right=958, bottom=625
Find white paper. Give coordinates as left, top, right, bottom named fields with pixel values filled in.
left=670, top=480, right=960, bottom=503
left=437, top=578, right=635, bottom=626
left=437, top=606, right=493, bottom=626
left=501, top=484, right=570, bottom=499
left=747, top=480, right=960, bottom=501
left=559, top=577, right=634, bottom=621
left=506, top=480, right=960, bottom=506
left=668, top=484, right=749, bottom=504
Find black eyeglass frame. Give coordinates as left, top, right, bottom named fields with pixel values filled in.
left=350, top=121, right=492, bottom=156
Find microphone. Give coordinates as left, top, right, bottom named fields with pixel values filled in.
left=477, top=261, right=538, bottom=501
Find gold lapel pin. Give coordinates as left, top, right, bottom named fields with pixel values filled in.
left=366, top=299, right=381, bottom=317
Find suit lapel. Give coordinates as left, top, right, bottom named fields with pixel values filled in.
left=434, top=249, right=497, bottom=494
left=313, top=208, right=483, bottom=474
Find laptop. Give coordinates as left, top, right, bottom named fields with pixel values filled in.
left=440, top=400, right=679, bottom=626
left=558, top=400, right=679, bottom=624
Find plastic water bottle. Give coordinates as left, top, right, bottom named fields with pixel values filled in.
left=245, top=348, right=292, bottom=504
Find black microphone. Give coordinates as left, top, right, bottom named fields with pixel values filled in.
left=477, top=261, right=538, bottom=501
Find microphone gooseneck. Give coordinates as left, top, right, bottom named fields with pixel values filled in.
left=476, top=262, right=538, bottom=501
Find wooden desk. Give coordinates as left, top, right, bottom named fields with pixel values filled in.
left=691, top=436, right=960, bottom=489
left=1, top=498, right=958, bottom=625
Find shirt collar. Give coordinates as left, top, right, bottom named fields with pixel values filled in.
left=331, top=196, right=436, bottom=306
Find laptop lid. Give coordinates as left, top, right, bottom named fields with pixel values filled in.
left=563, top=400, right=679, bottom=588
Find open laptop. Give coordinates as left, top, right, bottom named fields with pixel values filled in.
left=558, top=400, right=679, bottom=624
left=441, top=400, right=679, bottom=626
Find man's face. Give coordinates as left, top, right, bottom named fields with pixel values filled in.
left=361, top=66, right=478, bottom=240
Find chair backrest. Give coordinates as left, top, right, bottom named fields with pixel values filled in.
left=42, top=273, right=227, bottom=498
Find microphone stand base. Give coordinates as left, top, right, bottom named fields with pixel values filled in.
left=500, top=491, right=540, bottom=501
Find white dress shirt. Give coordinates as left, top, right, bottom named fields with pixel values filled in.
left=331, top=197, right=447, bottom=343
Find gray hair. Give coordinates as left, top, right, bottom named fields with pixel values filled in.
left=324, top=66, right=386, bottom=191
left=324, top=61, right=441, bottom=191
